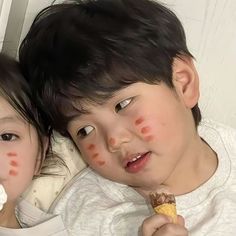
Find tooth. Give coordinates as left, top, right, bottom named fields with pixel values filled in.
left=131, top=155, right=141, bottom=162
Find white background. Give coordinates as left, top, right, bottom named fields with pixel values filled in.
left=0, top=0, right=12, bottom=51
left=1, top=0, right=236, bottom=128
left=162, top=0, right=236, bottom=128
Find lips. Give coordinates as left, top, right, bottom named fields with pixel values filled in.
left=124, top=152, right=151, bottom=173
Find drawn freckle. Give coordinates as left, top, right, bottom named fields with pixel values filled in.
left=144, top=135, right=154, bottom=142
left=135, top=117, right=144, bottom=125
left=92, top=153, right=99, bottom=159
left=141, top=126, right=151, bottom=134
left=88, top=144, right=95, bottom=151
left=10, top=160, right=18, bottom=167
left=7, top=152, right=17, bottom=157
left=109, top=138, right=116, bottom=145
left=9, top=169, right=18, bottom=176
left=97, top=160, right=105, bottom=166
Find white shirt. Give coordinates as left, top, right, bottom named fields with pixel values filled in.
left=51, top=120, right=236, bottom=236
left=0, top=199, right=68, bottom=236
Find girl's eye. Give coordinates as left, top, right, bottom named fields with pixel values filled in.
left=77, top=125, right=94, bottom=138
left=0, top=133, right=18, bottom=141
left=115, top=98, right=132, bottom=112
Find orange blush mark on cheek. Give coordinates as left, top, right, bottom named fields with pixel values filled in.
left=7, top=152, right=17, bottom=157
left=91, top=153, right=99, bottom=159
left=87, top=144, right=95, bottom=151
left=97, top=160, right=106, bottom=166
left=9, top=169, right=18, bottom=176
left=135, top=117, right=144, bottom=126
left=10, top=160, right=18, bottom=167
left=141, top=126, right=151, bottom=134
left=109, top=137, right=116, bottom=146
left=144, top=135, right=155, bottom=142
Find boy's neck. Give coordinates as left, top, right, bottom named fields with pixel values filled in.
left=0, top=201, right=21, bottom=228
left=135, top=134, right=218, bottom=197
left=166, top=135, right=218, bottom=196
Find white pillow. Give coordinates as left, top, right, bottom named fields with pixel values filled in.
left=23, top=131, right=87, bottom=211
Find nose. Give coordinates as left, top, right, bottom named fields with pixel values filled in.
left=106, top=126, right=132, bottom=152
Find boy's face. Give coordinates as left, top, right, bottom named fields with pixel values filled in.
left=68, top=58, right=200, bottom=194
left=0, top=96, right=41, bottom=204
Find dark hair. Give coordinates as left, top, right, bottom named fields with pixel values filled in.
left=19, top=0, right=201, bottom=136
left=0, top=53, right=53, bottom=175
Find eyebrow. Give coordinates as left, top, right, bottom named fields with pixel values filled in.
left=0, top=115, right=26, bottom=124
left=67, top=112, right=89, bottom=124
left=67, top=105, right=93, bottom=122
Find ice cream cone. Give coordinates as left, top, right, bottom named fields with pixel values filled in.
left=149, top=192, right=177, bottom=223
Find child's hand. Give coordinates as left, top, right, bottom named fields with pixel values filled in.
left=140, top=214, right=188, bottom=236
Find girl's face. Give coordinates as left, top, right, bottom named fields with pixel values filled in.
left=0, top=96, right=41, bottom=202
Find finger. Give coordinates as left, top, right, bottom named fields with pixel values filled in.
left=141, top=214, right=171, bottom=236
left=176, top=215, right=185, bottom=226
left=153, top=223, right=188, bottom=236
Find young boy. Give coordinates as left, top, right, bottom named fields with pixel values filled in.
left=19, top=0, right=236, bottom=235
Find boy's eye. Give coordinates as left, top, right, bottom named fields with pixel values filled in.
left=77, top=125, right=94, bottom=138
left=115, top=98, right=132, bottom=112
left=0, top=133, right=18, bottom=141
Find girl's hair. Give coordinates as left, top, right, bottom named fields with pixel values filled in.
left=0, top=53, right=56, bottom=175
left=19, top=0, right=201, bottom=136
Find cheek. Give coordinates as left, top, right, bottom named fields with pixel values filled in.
left=0, top=155, right=9, bottom=179
left=84, top=143, right=106, bottom=167
left=7, top=152, right=19, bottom=177
left=7, top=150, right=36, bottom=179
left=134, top=116, right=156, bottom=142
left=2, top=144, right=39, bottom=201
left=0, top=152, right=20, bottom=181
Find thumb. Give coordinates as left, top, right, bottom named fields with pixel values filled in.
left=177, top=215, right=185, bottom=226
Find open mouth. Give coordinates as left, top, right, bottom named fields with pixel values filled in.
left=127, top=153, right=144, bottom=166
left=125, top=152, right=151, bottom=173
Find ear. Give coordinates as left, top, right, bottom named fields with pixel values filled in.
left=34, top=137, right=49, bottom=175
left=172, top=56, right=200, bottom=109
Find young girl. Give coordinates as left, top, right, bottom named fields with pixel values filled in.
left=0, top=53, right=68, bottom=235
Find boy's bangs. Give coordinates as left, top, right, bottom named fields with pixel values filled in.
left=61, top=58, right=166, bottom=106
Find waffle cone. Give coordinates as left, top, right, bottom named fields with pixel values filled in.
left=154, top=203, right=177, bottom=223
